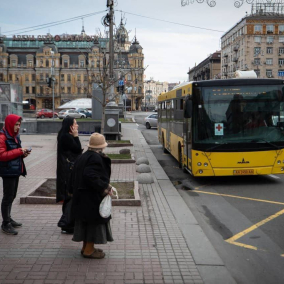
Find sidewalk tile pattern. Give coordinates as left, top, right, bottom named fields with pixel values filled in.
left=0, top=127, right=203, bottom=284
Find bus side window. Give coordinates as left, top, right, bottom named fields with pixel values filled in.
left=184, top=99, right=192, bottom=118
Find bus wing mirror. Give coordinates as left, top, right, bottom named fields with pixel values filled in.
left=184, top=100, right=192, bottom=118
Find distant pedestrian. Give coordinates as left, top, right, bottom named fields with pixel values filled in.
left=56, top=117, right=82, bottom=234
left=71, top=133, right=113, bottom=259
left=0, top=114, right=31, bottom=235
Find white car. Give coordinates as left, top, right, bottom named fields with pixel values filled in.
left=58, top=109, right=86, bottom=119
left=144, top=114, right=158, bottom=129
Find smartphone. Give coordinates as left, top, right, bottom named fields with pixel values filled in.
left=27, top=147, right=32, bottom=152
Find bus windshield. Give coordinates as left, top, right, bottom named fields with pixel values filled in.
left=194, top=85, right=284, bottom=148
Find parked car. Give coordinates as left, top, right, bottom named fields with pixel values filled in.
left=144, top=113, right=158, bottom=129
left=58, top=109, right=86, bottom=119
left=75, top=108, right=92, bottom=118
left=36, top=109, right=58, bottom=119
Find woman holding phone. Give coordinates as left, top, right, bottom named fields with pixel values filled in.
left=56, top=117, right=82, bottom=234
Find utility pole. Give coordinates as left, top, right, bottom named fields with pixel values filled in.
left=51, top=51, right=55, bottom=121
left=107, top=0, right=114, bottom=101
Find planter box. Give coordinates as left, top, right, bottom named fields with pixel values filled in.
left=20, top=179, right=140, bottom=206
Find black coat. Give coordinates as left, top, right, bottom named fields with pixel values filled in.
left=71, top=150, right=112, bottom=224
left=56, top=133, right=82, bottom=202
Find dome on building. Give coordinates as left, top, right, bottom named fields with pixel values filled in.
left=59, top=98, right=92, bottom=109
left=37, top=43, right=58, bottom=54
left=116, top=19, right=129, bottom=44
left=129, top=36, right=142, bottom=54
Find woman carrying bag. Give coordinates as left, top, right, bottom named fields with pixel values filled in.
left=56, top=117, right=82, bottom=234
left=71, top=133, right=114, bottom=259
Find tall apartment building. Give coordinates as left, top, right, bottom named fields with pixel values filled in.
left=188, top=51, right=221, bottom=81
left=0, top=20, right=144, bottom=111
left=143, top=79, right=168, bottom=109
left=221, top=2, right=284, bottom=79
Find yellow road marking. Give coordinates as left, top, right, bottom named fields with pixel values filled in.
left=226, top=209, right=284, bottom=245
left=194, top=184, right=210, bottom=190
left=193, top=189, right=284, bottom=255
left=194, top=190, right=284, bottom=206
left=227, top=241, right=258, bottom=251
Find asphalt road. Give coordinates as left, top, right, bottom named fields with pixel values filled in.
left=134, top=113, right=284, bottom=284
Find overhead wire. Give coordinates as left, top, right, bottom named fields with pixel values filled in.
left=2, top=10, right=107, bottom=37
left=115, top=10, right=225, bottom=33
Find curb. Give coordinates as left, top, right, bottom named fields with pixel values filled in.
left=107, top=143, right=133, bottom=147
left=138, top=132, right=237, bottom=284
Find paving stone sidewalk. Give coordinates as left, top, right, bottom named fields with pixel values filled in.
left=0, top=125, right=203, bottom=284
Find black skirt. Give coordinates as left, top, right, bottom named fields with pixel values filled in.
left=72, top=219, right=114, bottom=244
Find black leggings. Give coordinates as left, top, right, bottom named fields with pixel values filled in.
left=1, top=177, right=19, bottom=225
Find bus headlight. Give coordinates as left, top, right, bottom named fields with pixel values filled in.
left=281, top=168, right=284, bottom=171
left=278, top=160, right=281, bottom=165
left=204, top=163, right=208, bottom=167
left=197, top=162, right=202, bottom=166
left=199, top=170, right=203, bottom=174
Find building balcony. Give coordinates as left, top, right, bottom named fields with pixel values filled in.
left=223, top=52, right=228, bottom=57
left=35, top=93, right=60, bottom=98
left=223, top=72, right=228, bottom=76
left=233, top=56, right=239, bottom=62
left=233, top=45, right=239, bottom=51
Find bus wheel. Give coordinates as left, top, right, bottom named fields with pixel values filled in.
left=178, top=145, right=182, bottom=168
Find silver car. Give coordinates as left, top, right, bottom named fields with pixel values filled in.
left=144, top=114, right=158, bottom=129
left=58, top=109, right=86, bottom=119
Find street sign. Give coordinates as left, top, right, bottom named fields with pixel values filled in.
left=279, top=71, right=284, bottom=77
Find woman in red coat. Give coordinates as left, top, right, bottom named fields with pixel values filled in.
left=0, top=114, right=30, bottom=235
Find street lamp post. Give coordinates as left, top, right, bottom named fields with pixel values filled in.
left=51, top=51, right=55, bottom=121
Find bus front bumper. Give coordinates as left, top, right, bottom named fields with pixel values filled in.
left=193, top=166, right=284, bottom=177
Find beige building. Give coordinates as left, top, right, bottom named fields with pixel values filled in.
left=188, top=51, right=221, bottom=81
left=143, top=79, right=168, bottom=110
left=221, top=2, right=284, bottom=79
left=0, top=21, right=144, bottom=111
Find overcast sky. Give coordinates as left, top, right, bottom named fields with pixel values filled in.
left=0, top=0, right=251, bottom=82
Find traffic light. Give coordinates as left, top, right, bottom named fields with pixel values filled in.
left=46, top=77, right=52, bottom=88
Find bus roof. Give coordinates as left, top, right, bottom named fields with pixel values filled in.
left=158, top=79, right=284, bottom=102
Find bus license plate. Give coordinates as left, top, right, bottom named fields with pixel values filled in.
left=233, top=169, right=254, bottom=175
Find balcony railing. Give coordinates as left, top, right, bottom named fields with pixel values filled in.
left=233, top=45, right=239, bottom=51
left=233, top=56, right=239, bottom=62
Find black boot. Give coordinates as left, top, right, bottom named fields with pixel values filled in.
left=10, top=218, right=22, bottom=228
left=1, top=223, right=18, bottom=235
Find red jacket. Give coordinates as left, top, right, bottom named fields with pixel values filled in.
left=0, top=114, right=23, bottom=162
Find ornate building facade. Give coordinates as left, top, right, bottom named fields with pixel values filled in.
left=0, top=21, right=144, bottom=111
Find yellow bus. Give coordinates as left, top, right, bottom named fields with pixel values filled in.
left=158, top=79, right=284, bottom=177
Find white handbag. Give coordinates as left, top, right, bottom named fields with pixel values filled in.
left=99, top=187, right=118, bottom=218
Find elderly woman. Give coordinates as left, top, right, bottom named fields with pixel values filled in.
left=71, top=133, right=113, bottom=259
